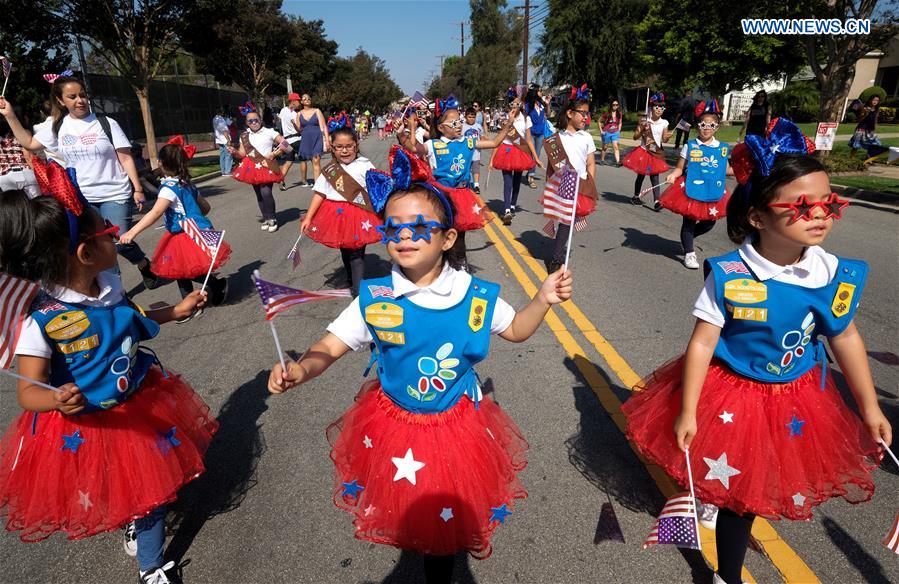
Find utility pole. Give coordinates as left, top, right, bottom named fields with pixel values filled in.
left=522, top=0, right=529, bottom=87
left=460, top=22, right=465, bottom=58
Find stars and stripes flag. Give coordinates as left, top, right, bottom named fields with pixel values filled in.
left=718, top=260, right=751, bottom=275
left=253, top=270, right=350, bottom=320
left=179, top=218, right=222, bottom=258
left=884, top=512, right=899, bottom=555
left=286, top=233, right=303, bottom=270
left=541, top=166, right=587, bottom=237
left=0, top=56, right=12, bottom=98
left=643, top=492, right=701, bottom=550
left=0, top=273, right=40, bottom=369
left=409, top=91, right=428, bottom=108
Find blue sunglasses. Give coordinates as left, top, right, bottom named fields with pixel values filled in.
left=377, top=215, right=449, bottom=244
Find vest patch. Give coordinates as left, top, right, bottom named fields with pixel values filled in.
left=728, top=305, right=768, bottom=322
left=831, top=282, right=855, bottom=317
left=57, top=334, right=100, bottom=354
left=45, top=310, right=90, bottom=340
left=364, top=302, right=403, bottom=329
left=723, top=280, right=767, bottom=304
left=375, top=330, right=406, bottom=345
left=469, top=297, right=488, bottom=332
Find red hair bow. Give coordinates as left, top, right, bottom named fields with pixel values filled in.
left=166, top=135, right=196, bottom=159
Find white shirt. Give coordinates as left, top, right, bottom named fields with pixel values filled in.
left=502, top=113, right=532, bottom=145
left=641, top=117, right=669, bottom=149
left=16, top=272, right=125, bottom=359
left=679, top=137, right=721, bottom=159
left=557, top=129, right=596, bottom=180
left=32, top=117, right=66, bottom=165
left=693, top=242, right=840, bottom=328
left=279, top=107, right=298, bottom=138
left=312, top=156, right=374, bottom=202
left=34, top=114, right=132, bottom=203
left=245, top=127, right=280, bottom=157
left=327, top=263, right=515, bottom=351
left=157, top=179, right=187, bottom=215
left=212, top=115, right=231, bottom=145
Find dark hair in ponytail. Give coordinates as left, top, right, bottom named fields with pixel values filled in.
left=385, top=185, right=465, bottom=270
left=50, top=77, right=87, bottom=137
left=158, top=144, right=192, bottom=185
left=726, top=155, right=827, bottom=244
left=556, top=98, right=590, bottom=130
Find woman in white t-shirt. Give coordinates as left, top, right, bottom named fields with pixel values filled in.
left=490, top=95, right=540, bottom=225
left=0, top=77, right=160, bottom=289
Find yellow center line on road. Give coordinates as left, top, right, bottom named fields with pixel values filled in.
left=481, top=214, right=820, bottom=584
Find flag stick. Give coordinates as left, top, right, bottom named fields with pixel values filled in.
left=636, top=181, right=666, bottom=199
left=485, top=166, right=491, bottom=191
left=286, top=232, right=303, bottom=259
left=199, top=230, right=224, bottom=295
left=1, top=76, right=9, bottom=99
left=880, top=439, right=899, bottom=468
left=563, top=171, right=580, bottom=269
left=684, top=447, right=702, bottom=551
left=0, top=368, right=62, bottom=393
left=269, top=319, right=287, bottom=372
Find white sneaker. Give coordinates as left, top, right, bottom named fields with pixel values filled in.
left=684, top=252, right=699, bottom=269
left=139, top=561, right=175, bottom=584
left=698, top=502, right=718, bottom=530
left=266, top=220, right=278, bottom=233
left=122, top=521, right=137, bottom=556
left=712, top=573, right=748, bottom=584
left=260, top=221, right=270, bottom=230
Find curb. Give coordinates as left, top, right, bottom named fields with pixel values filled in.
left=194, top=171, right=230, bottom=185
left=830, top=184, right=899, bottom=213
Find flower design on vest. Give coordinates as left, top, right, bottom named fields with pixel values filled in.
left=450, top=154, right=466, bottom=174
left=779, top=312, right=815, bottom=372
left=417, top=342, right=459, bottom=394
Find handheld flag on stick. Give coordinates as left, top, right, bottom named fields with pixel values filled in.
left=879, top=439, right=899, bottom=555
left=286, top=232, right=303, bottom=270
left=179, top=218, right=219, bottom=258
left=0, top=57, right=11, bottom=98
left=643, top=450, right=701, bottom=550
left=540, top=164, right=586, bottom=265
left=199, top=229, right=226, bottom=295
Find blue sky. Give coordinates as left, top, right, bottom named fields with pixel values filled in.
left=281, top=0, right=545, bottom=96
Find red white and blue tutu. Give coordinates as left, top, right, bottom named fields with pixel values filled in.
left=622, top=146, right=669, bottom=175
left=231, top=157, right=283, bottom=185
left=490, top=144, right=535, bottom=172
left=438, top=185, right=491, bottom=232
left=0, top=367, right=218, bottom=542
left=621, top=357, right=881, bottom=521
left=305, top=200, right=383, bottom=249
left=659, top=180, right=730, bottom=221
left=151, top=231, right=232, bottom=280
left=327, top=381, right=528, bottom=558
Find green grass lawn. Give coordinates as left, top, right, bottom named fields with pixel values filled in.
left=830, top=175, right=899, bottom=195
left=189, top=155, right=221, bottom=178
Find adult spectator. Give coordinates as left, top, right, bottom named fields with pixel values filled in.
left=297, top=93, right=330, bottom=186
left=473, top=101, right=484, bottom=126
left=673, top=89, right=696, bottom=150
left=848, top=94, right=882, bottom=159
left=278, top=93, right=303, bottom=190
left=213, top=106, right=233, bottom=175
left=0, top=105, right=40, bottom=198
left=524, top=85, right=547, bottom=188
left=739, top=90, right=771, bottom=141
left=0, top=77, right=161, bottom=289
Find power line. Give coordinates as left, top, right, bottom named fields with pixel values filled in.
left=529, top=15, right=548, bottom=30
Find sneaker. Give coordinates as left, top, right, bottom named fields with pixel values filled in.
left=139, top=561, right=176, bottom=584
left=266, top=220, right=279, bottom=233
left=139, top=262, right=162, bottom=290
left=209, top=278, right=228, bottom=306
left=630, top=195, right=643, bottom=205
left=122, top=522, right=137, bottom=556
left=698, top=502, right=719, bottom=530
left=653, top=201, right=662, bottom=212
left=616, top=162, right=622, bottom=168
left=527, top=176, right=537, bottom=189
left=260, top=221, right=271, bottom=231
left=712, top=574, right=748, bottom=584
left=174, top=314, right=192, bottom=324
left=510, top=204, right=518, bottom=215
left=502, top=209, right=513, bottom=225
left=473, top=185, right=480, bottom=194
left=279, top=181, right=288, bottom=191
left=684, top=252, right=699, bottom=269
left=306, top=179, right=315, bottom=187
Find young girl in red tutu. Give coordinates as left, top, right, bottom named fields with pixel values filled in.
left=268, top=150, right=573, bottom=584
left=621, top=118, right=891, bottom=584
left=0, top=187, right=218, bottom=584
left=623, top=92, right=671, bottom=210
left=120, top=138, right=229, bottom=314
left=300, top=126, right=380, bottom=297
left=659, top=100, right=733, bottom=269
left=489, top=90, right=542, bottom=225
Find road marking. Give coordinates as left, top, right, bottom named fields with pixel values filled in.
left=481, top=216, right=820, bottom=584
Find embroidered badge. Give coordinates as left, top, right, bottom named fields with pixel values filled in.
left=45, top=310, right=90, bottom=341
left=367, top=285, right=394, bottom=299
left=364, top=302, right=403, bottom=329
left=469, top=297, right=488, bottom=332
left=334, top=175, right=345, bottom=192
left=831, top=282, right=856, bottom=317
left=34, top=298, right=67, bottom=314
left=723, top=280, right=767, bottom=304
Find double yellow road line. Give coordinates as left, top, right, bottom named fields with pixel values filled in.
left=480, top=213, right=819, bottom=584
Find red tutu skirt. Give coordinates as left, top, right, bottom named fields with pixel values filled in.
left=0, top=367, right=218, bottom=542
left=151, top=231, right=232, bottom=280
left=231, top=157, right=283, bottom=185
left=622, top=146, right=669, bottom=175
left=305, top=200, right=382, bottom=249
left=659, top=180, right=730, bottom=221
left=327, top=381, right=528, bottom=559
left=440, top=185, right=491, bottom=232
left=491, top=144, right=535, bottom=172
left=621, top=357, right=882, bottom=521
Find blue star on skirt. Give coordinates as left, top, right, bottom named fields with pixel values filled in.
left=157, top=426, right=182, bottom=455
left=336, top=208, right=344, bottom=215
left=61, top=429, right=85, bottom=453
left=341, top=479, right=365, bottom=499
left=489, top=503, right=512, bottom=524
left=786, top=414, right=806, bottom=437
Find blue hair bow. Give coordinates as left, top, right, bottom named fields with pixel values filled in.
left=649, top=91, right=666, bottom=104
left=433, top=95, right=459, bottom=120
left=239, top=101, right=256, bottom=116
left=744, top=118, right=813, bottom=178
left=694, top=99, right=721, bottom=119
left=569, top=83, right=590, bottom=101
left=328, top=112, right=348, bottom=133
left=364, top=148, right=454, bottom=226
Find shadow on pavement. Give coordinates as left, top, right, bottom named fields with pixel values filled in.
left=616, top=227, right=683, bottom=263
left=164, top=369, right=271, bottom=568
left=514, top=230, right=553, bottom=268
left=322, top=253, right=392, bottom=290
left=224, top=259, right=264, bottom=304
left=821, top=516, right=892, bottom=584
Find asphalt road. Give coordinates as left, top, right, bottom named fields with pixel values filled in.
left=1, top=135, right=896, bottom=584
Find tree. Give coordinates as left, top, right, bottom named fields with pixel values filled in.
left=535, top=0, right=649, bottom=102
left=60, top=0, right=192, bottom=166
left=635, top=1, right=806, bottom=98
left=318, top=49, right=403, bottom=112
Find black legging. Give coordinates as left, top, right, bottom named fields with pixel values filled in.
left=502, top=170, right=523, bottom=209
left=552, top=223, right=571, bottom=266
left=716, top=508, right=756, bottom=584
left=674, top=127, right=691, bottom=149
left=252, top=182, right=276, bottom=221
left=634, top=173, right=661, bottom=201
left=339, top=246, right=365, bottom=297
left=423, top=554, right=454, bottom=584
left=176, top=275, right=224, bottom=299
left=680, top=216, right=716, bottom=253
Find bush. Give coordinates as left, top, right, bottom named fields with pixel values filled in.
left=882, top=96, right=899, bottom=109
left=858, top=86, right=887, bottom=104
left=877, top=107, right=896, bottom=123
left=821, top=152, right=867, bottom=174
left=770, top=81, right=819, bottom=122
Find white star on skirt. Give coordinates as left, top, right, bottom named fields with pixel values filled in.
left=708, top=207, right=719, bottom=217
left=719, top=411, right=734, bottom=424
left=472, top=203, right=482, bottom=214
left=78, top=490, right=92, bottom=510
left=792, top=492, right=806, bottom=507
left=363, top=435, right=373, bottom=448
left=361, top=220, right=373, bottom=231
left=392, top=448, right=425, bottom=485
left=254, top=163, right=263, bottom=169
left=703, top=452, right=741, bottom=489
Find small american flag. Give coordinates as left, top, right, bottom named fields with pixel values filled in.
left=286, top=246, right=302, bottom=270
left=643, top=492, right=701, bottom=550
left=253, top=271, right=351, bottom=320
left=179, top=218, right=221, bottom=258
left=885, top=512, right=899, bottom=555
left=368, top=285, right=394, bottom=299
left=541, top=166, right=579, bottom=224
left=0, top=273, right=40, bottom=369
left=0, top=57, right=11, bottom=78
left=718, top=260, right=750, bottom=275
left=409, top=91, right=428, bottom=108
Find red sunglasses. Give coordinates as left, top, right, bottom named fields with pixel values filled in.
left=84, top=219, right=120, bottom=241
left=767, top=193, right=849, bottom=223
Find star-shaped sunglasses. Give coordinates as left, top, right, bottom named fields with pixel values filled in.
left=377, top=215, right=449, bottom=244
left=767, top=193, right=849, bottom=223
left=84, top=218, right=120, bottom=241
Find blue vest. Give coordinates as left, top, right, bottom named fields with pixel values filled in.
left=431, top=138, right=476, bottom=188
left=358, top=274, right=499, bottom=414
left=685, top=140, right=729, bottom=202
left=29, top=293, right=161, bottom=412
left=705, top=250, right=867, bottom=383
left=160, top=178, right=212, bottom=233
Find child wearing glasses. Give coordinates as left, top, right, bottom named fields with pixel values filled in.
left=623, top=92, right=671, bottom=210
left=268, top=148, right=572, bottom=584
left=660, top=100, right=733, bottom=269
left=622, top=118, right=890, bottom=584
left=490, top=91, right=542, bottom=225
left=300, top=126, right=381, bottom=297
left=0, top=186, right=216, bottom=584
